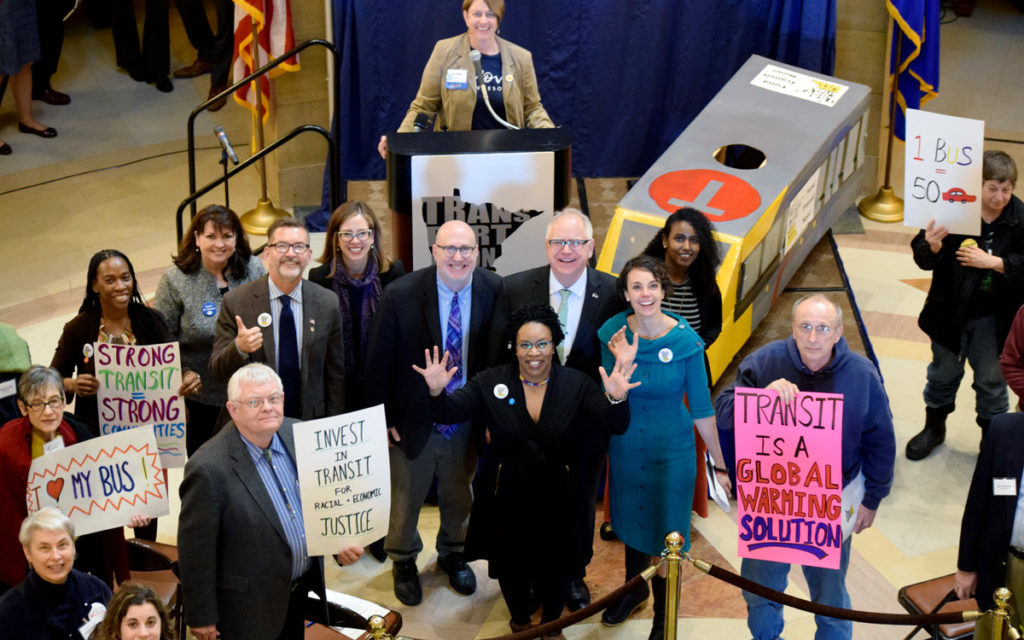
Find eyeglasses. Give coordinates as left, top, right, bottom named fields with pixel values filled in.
left=237, top=393, right=284, bottom=409
left=435, top=244, right=477, bottom=257
left=338, top=229, right=373, bottom=242
left=516, top=340, right=552, bottom=352
left=797, top=323, right=834, bottom=336
left=24, top=398, right=65, bottom=412
left=547, top=239, right=590, bottom=248
left=268, top=242, right=310, bottom=254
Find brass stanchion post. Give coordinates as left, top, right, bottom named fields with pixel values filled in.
left=858, top=20, right=905, bottom=223
left=663, top=531, right=684, bottom=640
left=368, top=614, right=391, bottom=639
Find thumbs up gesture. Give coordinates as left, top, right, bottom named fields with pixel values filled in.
left=235, top=315, right=263, bottom=354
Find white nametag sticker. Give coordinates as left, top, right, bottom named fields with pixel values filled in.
left=43, top=436, right=65, bottom=455
left=445, top=68, right=469, bottom=90
left=994, top=477, right=1017, bottom=496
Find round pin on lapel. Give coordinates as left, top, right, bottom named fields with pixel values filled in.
left=658, top=348, right=673, bottom=363
left=493, top=383, right=509, bottom=399
left=257, top=312, right=272, bottom=328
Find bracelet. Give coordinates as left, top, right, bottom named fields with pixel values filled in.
left=605, top=391, right=627, bottom=405
left=713, top=466, right=728, bottom=474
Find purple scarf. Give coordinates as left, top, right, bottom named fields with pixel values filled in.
left=331, top=257, right=382, bottom=376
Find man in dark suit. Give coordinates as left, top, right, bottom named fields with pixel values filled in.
left=365, top=220, right=504, bottom=606
left=501, top=207, right=624, bottom=610
left=178, top=363, right=362, bottom=640
left=956, top=412, right=1024, bottom=612
left=210, top=217, right=345, bottom=419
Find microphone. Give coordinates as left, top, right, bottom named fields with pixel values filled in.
left=214, top=125, right=239, bottom=165
left=467, top=50, right=519, bottom=130
left=413, top=112, right=430, bottom=132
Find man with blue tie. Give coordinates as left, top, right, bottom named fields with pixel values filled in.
left=178, top=363, right=362, bottom=640
left=210, top=217, right=345, bottom=420
left=365, top=219, right=504, bottom=605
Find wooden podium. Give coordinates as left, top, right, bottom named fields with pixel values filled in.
left=385, top=128, right=572, bottom=274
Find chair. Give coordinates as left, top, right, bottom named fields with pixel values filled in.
left=897, top=573, right=976, bottom=640
left=125, top=538, right=184, bottom=640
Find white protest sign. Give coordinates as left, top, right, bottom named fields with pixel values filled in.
left=94, top=341, right=187, bottom=467
left=904, top=109, right=984, bottom=236
left=26, top=428, right=169, bottom=536
left=293, top=405, right=390, bottom=555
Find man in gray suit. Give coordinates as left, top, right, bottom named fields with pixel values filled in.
left=501, top=207, right=624, bottom=610
left=210, top=217, right=345, bottom=419
left=178, top=363, right=362, bottom=640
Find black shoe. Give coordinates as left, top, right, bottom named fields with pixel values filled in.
left=18, top=123, right=57, bottom=138
left=906, top=404, right=952, bottom=461
left=566, top=577, right=590, bottom=611
left=366, top=538, right=387, bottom=563
left=437, top=552, right=476, bottom=595
left=601, top=580, right=649, bottom=626
left=599, top=521, right=618, bottom=541
left=0, top=142, right=10, bottom=155
left=392, top=559, right=422, bottom=606
left=32, top=88, right=71, bottom=105
left=152, top=76, right=173, bottom=93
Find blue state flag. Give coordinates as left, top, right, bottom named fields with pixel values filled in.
left=887, top=0, right=940, bottom=140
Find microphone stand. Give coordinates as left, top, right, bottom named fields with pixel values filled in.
left=219, top=148, right=231, bottom=208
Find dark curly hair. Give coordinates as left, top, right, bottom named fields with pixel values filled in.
left=641, top=207, right=720, bottom=298
left=504, top=304, right=565, bottom=359
left=615, top=254, right=673, bottom=302
left=173, top=205, right=254, bottom=280
left=79, top=250, right=145, bottom=313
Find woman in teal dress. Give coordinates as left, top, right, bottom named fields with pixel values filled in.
left=597, top=254, right=731, bottom=640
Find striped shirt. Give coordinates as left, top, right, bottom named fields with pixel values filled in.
left=662, top=277, right=702, bottom=337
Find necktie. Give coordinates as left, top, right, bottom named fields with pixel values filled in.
left=437, top=294, right=463, bottom=438
left=557, top=288, right=571, bottom=362
left=278, top=295, right=301, bottom=418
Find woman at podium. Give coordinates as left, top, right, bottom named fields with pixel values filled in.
left=378, top=0, right=553, bottom=157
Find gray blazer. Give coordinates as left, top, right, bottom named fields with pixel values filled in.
left=177, top=419, right=326, bottom=640
left=209, top=275, right=345, bottom=419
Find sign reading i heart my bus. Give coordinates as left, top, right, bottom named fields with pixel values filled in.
left=904, top=108, right=984, bottom=236
left=94, top=341, right=187, bottom=467
left=733, top=387, right=844, bottom=569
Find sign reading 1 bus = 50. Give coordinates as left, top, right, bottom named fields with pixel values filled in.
left=903, top=108, right=984, bottom=237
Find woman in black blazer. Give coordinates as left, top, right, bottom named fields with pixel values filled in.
left=415, top=304, right=636, bottom=636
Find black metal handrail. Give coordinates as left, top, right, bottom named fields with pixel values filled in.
left=178, top=38, right=342, bottom=241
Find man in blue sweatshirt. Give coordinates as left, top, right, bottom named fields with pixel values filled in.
left=715, top=294, right=896, bottom=640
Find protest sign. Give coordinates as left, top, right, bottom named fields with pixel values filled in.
left=26, top=428, right=169, bottom=536
left=94, top=341, right=186, bottom=467
left=733, top=387, right=844, bottom=569
left=293, top=405, right=390, bottom=555
left=904, top=108, right=985, bottom=236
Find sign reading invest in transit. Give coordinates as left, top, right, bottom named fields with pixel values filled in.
left=94, top=341, right=186, bottom=467
left=733, top=387, right=844, bottom=569
left=293, top=405, right=391, bottom=555
left=26, top=428, right=169, bottom=536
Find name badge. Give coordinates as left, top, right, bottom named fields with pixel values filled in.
left=0, top=378, right=14, bottom=399
left=994, top=477, right=1017, bottom=496
left=445, top=68, right=469, bottom=90
left=44, top=436, right=65, bottom=455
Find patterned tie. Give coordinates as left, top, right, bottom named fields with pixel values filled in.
left=437, top=293, right=463, bottom=438
left=278, top=295, right=301, bottom=419
left=556, top=288, right=571, bottom=362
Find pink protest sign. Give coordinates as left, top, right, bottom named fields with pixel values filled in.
left=733, top=387, right=844, bottom=569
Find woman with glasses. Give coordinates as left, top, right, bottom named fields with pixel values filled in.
left=310, top=201, right=405, bottom=411
left=153, top=205, right=265, bottom=455
left=414, top=304, right=636, bottom=638
left=598, top=255, right=731, bottom=640
left=0, top=367, right=148, bottom=593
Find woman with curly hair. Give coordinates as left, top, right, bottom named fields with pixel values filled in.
left=92, top=582, right=173, bottom=640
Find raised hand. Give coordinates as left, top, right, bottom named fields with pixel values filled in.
left=234, top=315, right=263, bottom=354
left=599, top=360, right=641, bottom=401
left=924, top=219, right=948, bottom=254
left=606, top=325, right=638, bottom=369
left=411, top=346, right=457, bottom=397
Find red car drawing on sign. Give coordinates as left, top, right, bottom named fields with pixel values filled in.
left=942, top=187, right=976, bottom=203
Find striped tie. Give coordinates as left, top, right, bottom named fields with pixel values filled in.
left=556, top=288, right=571, bottom=362
left=437, top=293, right=463, bottom=438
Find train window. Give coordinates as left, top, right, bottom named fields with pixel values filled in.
left=713, top=144, right=766, bottom=170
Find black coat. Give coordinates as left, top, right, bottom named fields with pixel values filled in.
left=911, top=195, right=1024, bottom=354
left=0, top=570, right=111, bottom=640
left=430, top=363, right=629, bottom=578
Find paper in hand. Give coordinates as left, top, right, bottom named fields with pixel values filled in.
left=705, top=451, right=731, bottom=513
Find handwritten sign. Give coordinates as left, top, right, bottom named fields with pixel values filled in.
left=293, top=405, right=390, bottom=555
left=904, top=109, right=985, bottom=236
left=26, top=428, right=169, bottom=536
left=733, top=387, right=844, bottom=569
left=94, top=341, right=186, bottom=467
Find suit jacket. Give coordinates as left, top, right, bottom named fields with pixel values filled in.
left=209, top=276, right=345, bottom=419
left=178, top=419, right=327, bottom=640
left=958, top=413, right=1024, bottom=610
left=364, top=266, right=505, bottom=460
left=502, top=265, right=624, bottom=382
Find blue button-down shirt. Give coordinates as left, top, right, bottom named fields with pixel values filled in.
left=267, top=278, right=304, bottom=369
left=239, top=430, right=311, bottom=580
left=436, top=276, right=472, bottom=380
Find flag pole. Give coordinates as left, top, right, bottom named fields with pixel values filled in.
left=240, top=8, right=289, bottom=236
left=858, top=19, right=905, bottom=223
